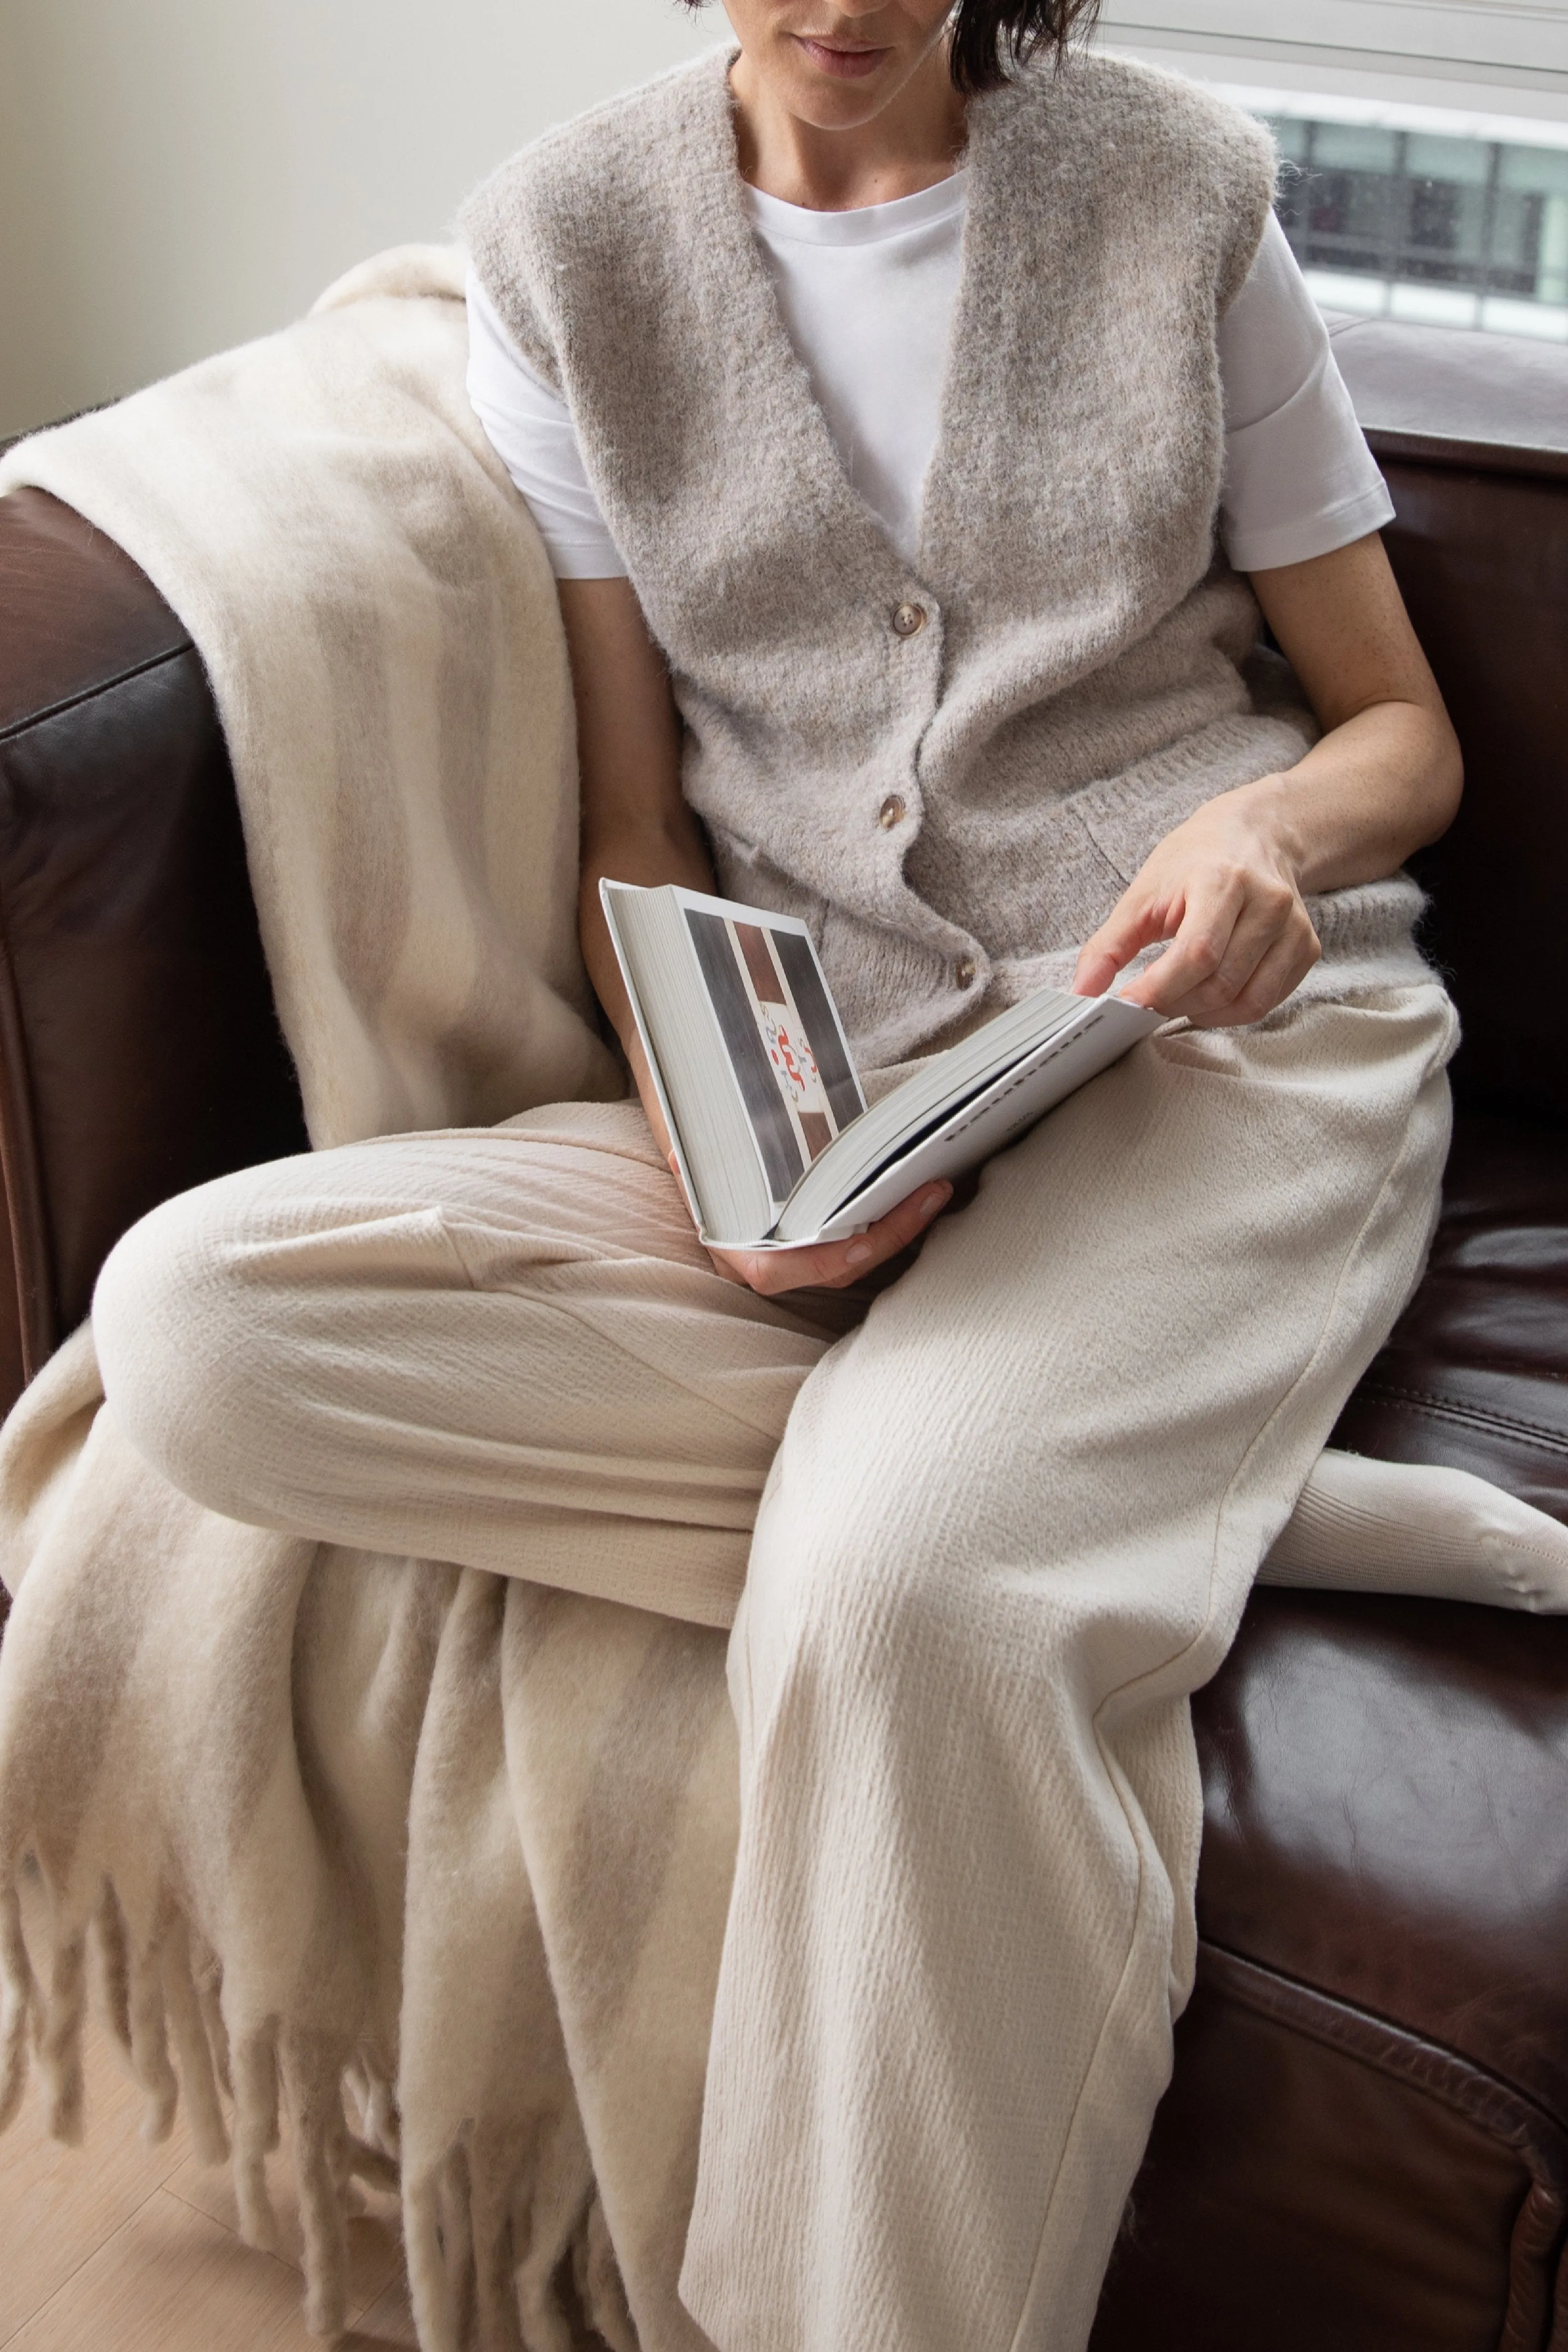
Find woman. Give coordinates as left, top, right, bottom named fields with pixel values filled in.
left=94, top=1, right=1461, bottom=2345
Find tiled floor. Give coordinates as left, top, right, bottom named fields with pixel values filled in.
left=0, top=2018, right=416, bottom=2349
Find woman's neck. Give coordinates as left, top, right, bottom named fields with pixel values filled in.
left=729, top=40, right=967, bottom=212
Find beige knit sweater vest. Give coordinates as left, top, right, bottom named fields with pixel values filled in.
left=463, top=49, right=1428, bottom=1070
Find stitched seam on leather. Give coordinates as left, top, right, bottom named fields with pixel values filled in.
left=1355, top=1382, right=1568, bottom=1456
left=0, top=641, right=196, bottom=747
left=1198, top=1938, right=1568, bottom=2170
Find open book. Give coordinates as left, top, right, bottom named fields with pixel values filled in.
left=602, top=880, right=1162, bottom=1249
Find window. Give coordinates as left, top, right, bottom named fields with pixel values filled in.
left=1098, top=0, right=1568, bottom=331
left=1263, top=101, right=1568, bottom=334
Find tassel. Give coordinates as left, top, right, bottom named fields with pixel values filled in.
left=406, top=2168, right=462, bottom=2352
left=192, top=1937, right=233, bottom=2101
left=343, top=2056, right=371, bottom=2137
left=363, top=2069, right=400, bottom=2161
left=91, top=1883, right=133, bottom=2059
left=581, top=2194, right=637, bottom=2352
left=514, top=2103, right=595, bottom=2352
left=280, top=2035, right=348, bottom=2339
left=233, top=2025, right=281, bottom=2252
left=160, top=1916, right=229, bottom=2166
left=0, top=1882, right=37, bottom=2132
left=438, top=2143, right=478, bottom=2352
left=126, top=1917, right=179, bottom=2142
left=39, top=1929, right=87, bottom=2144
left=467, top=2139, right=524, bottom=2352
left=343, top=2130, right=401, bottom=2195
left=325, top=2095, right=367, bottom=2218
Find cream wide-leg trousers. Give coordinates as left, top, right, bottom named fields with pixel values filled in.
left=93, top=983, right=1456, bottom=2352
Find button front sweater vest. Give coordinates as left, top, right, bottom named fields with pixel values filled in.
left=463, top=49, right=1429, bottom=1070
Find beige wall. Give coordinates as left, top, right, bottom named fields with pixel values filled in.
left=0, top=0, right=717, bottom=439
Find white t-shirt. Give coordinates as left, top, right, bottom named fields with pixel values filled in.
left=466, top=181, right=1391, bottom=581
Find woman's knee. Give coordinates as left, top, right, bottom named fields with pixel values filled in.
left=93, top=1176, right=301, bottom=1518
left=741, top=1442, right=980, bottom=1723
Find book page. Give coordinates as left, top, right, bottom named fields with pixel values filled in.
left=684, top=910, right=865, bottom=1205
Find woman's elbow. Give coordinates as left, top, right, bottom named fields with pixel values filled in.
left=1417, top=702, right=1465, bottom=849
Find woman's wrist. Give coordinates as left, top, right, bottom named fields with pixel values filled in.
left=1223, top=699, right=1462, bottom=900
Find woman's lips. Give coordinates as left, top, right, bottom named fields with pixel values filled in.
left=793, top=34, right=890, bottom=77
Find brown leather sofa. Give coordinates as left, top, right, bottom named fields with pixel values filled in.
left=1, top=315, right=1566, bottom=2349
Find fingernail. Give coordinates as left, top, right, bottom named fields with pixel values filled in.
left=845, top=1241, right=874, bottom=1266
left=920, top=1186, right=949, bottom=1215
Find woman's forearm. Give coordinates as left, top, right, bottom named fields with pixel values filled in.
left=559, top=576, right=717, bottom=1064
left=579, top=805, right=716, bottom=1068
left=1206, top=690, right=1461, bottom=901
left=1248, top=531, right=1462, bottom=894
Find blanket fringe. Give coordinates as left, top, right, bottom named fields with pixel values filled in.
left=407, top=2153, right=464, bottom=2352
left=234, top=2023, right=283, bottom=2251
left=280, top=2030, right=352, bottom=2338
left=91, top=1883, right=134, bottom=2058
left=353, top=2059, right=402, bottom=2164
left=580, top=2194, right=638, bottom=2352
left=126, top=1911, right=180, bottom=2141
left=194, top=1936, right=234, bottom=2102
left=1, top=1870, right=637, bottom=2352
left=470, top=2140, right=527, bottom=2352
left=0, top=1882, right=37, bottom=2133
left=40, top=1928, right=87, bottom=2143
left=404, top=2102, right=630, bottom=2352
left=161, top=1914, right=230, bottom=2165
left=515, top=2106, right=599, bottom=2352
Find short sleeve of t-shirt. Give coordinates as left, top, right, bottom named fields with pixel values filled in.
left=1216, top=212, right=1394, bottom=571
left=464, top=202, right=1393, bottom=581
left=466, top=278, right=627, bottom=577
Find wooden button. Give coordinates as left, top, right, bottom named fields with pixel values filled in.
left=878, top=794, right=907, bottom=829
left=953, top=955, right=977, bottom=990
left=892, top=601, right=927, bottom=637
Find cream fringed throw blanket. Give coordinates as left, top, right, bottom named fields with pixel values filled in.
left=0, top=246, right=735, bottom=2352
left=1, top=243, right=1568, bottom=2352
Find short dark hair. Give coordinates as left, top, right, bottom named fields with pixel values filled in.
left=683, top=2, right=1101, bottom=97
left=946, top=0, right=1100, bottom=92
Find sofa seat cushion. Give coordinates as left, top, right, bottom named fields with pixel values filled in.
left=1333, top=1112, right=1568, bottom=1526
left=1192, top=1585, right=1568, bottom=2129
left=1209, top=1106, right=1568, bottom=2120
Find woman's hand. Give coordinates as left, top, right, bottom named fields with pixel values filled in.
left=627, top=1030, right=951, bottom=1293
left=706, top=1182, right=952, bottom=1295
left=1072, top=784, right=1322, bottom=1025
left=1075, top=533, right=1462, bottom=1026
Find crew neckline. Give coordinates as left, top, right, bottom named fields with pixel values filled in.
left=743, top=170, right=969, bottom=246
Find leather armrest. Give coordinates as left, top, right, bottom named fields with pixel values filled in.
left=0, top=488, right=306, bottom=1405
left=1094, top=1584, right=1568, bottom=2352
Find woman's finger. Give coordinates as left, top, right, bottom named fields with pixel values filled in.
left=1184, top=914, right=1322, bottom=1028
left=1162, top=889, right=1319, bottom=1024
left=711, top=1181, right=952, bottom=1296
left=1140, top=874, right=1308, bottom=1019
left=1118, top=867, right=1254, bottom=1011
left=1072, top=890, right=1175, bottom=997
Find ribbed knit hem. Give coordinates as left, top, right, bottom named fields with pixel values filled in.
left=1295, top=873, right=1434, bottom=1003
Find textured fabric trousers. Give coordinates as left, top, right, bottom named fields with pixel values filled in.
left=93, top=983, right=1456, bottom=2352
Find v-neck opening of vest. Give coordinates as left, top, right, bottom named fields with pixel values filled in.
left=696, top=49, right=1010, bottom=588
